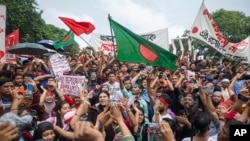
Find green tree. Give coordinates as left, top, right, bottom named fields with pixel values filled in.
left=2, top=0, right=80, bottom=54
left=213, top=9, right=250, bottom=42
left=2, top=0, right=44, bottom=42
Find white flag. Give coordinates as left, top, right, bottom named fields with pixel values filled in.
left=190, top=3, right=250, bottom=62
left=0, top=5, right=6, bottom=63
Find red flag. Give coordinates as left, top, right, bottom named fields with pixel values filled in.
left=59, top=17, right=95, bottom=36
left=5, top=29, right=19, bottom=61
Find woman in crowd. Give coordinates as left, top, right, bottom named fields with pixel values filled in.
left=46, top=100, right=71, bottom=141
left=33, top=122, right=56, bottom=141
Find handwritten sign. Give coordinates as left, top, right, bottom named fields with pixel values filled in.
left=57, top=75, right=85, bottom=96
left=0, top=5, right=6, bottom=63
left=49, top=53, right=71, bottom=77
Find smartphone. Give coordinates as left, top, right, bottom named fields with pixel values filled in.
left=238, top=93, right=249, bottom=102
left=27, top=84, right=33, bottom=97
left=202, top=85, right=214, bottom=94
left=148, top=123, right=160, bottom=134
left=148, top=123, right=160, bottom=128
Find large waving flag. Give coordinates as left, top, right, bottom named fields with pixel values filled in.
left=54, top=31, right=74, bottom=50
left=59, top=17, right=95, bottom=36
left=190, top=2, right=250, bottom=62
left=109, top=18, right=177, bottom=71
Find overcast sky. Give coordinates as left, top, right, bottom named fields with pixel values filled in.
left=37, top=0, right=250, bottom=48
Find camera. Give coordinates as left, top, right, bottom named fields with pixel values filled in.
left=0, top=112, right=37, bottom=132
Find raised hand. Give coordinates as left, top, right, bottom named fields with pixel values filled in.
left=196, top=78, right=203, bottom=88
left=235, top=71, right=246, bottom=80
left=160, top=121, right=175, bottom=141
left=110, top=103, right=123, bottom=122
left=132, top=103, right=139, bottom=113
left=120, top=97, right=128, bottom=107
left=175, top=115, right=190, bottom=126
left=84, top=78, right=89, bottom=84
left=25, top=76, right=36, bottom=86
left=9, top=87, right=19, bottom=101
left=95, top=85, right=101, bottom=90
left=74, top=121, right=104, bottom=141
left=146, top=73, right=154, bottom=82
left=0, top=121, right=19, bottom=141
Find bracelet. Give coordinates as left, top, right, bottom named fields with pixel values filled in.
left=127, top=109, right=131, bottom=112
left=155, top=112, right=160, bottom=115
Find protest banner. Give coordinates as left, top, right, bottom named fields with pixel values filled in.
left=89, top=28, right=169, bottom=55
left=5, top=29, right=19, bottom=61
left=191, top=3, right=250, bottom=62
left=57, top=75, right=85, bottom=97
left=0, top=5, right=6, bottom=63
left=49, top=53, right=71, bottom=76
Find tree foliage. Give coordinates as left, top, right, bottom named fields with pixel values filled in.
left=213, top=9, right=250, bottom=42
left=1, top=0, right=79, bottom=53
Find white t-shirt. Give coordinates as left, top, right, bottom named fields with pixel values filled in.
left=152, top=109, right=175, bottom=122
left=182, top=134, right=218, bottom=141
left=104, top=81, right=123, bottom=102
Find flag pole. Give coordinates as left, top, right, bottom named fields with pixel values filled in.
left=108, top=14, right=117, bottom=59
left=78, top=35, right=92, bottom=47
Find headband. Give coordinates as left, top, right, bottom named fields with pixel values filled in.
left=159, top=98, right=170, bottom=106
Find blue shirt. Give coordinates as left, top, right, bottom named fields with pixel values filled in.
left=234, top=80, right=246, bottom=95
left=0, top=98, right=12, bottom=112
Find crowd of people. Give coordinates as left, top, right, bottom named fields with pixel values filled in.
left=0, top=47, right=250, bottom=141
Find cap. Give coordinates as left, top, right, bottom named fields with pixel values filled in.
left=221, top=78, right=230, bottom=83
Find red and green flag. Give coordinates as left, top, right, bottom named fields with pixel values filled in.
left=53, top=31, right=74, bottom=50
left=109, top=18, right=178, bottom=71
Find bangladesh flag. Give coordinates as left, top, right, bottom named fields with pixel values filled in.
left=54, top=31, right=74, bottom=50
left=109, top=18, right=178, bottom=71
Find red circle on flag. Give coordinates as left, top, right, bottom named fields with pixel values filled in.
left=0, top=51, right=5, bottom=59
left=62, top=35, right=70, bottom=42
left=192, top=27, right=198, bottom=33
left=139, top=44, right=158, bottom=62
